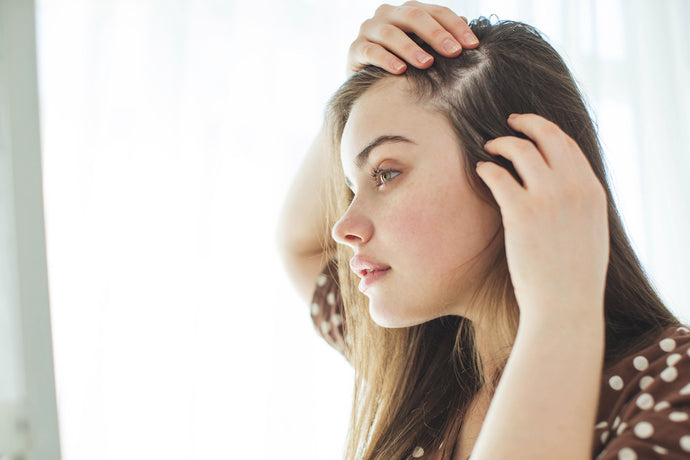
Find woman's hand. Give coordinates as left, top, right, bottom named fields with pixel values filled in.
left=477, top=114, right=609, bottom=327
left=347, top=1, right=479, bottom=77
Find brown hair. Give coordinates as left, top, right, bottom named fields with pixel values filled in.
left=323, top=17, right=680, bottom=460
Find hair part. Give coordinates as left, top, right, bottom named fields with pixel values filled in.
left=323, top=17, right=680, bottom=460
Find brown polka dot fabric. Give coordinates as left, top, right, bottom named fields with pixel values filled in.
left=592, top=326, right=690, bottom=459
left=310, top=259, right=350, bottom=361
left=310, top=262, right=690, bottom=459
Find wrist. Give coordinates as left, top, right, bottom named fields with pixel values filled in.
left=517, top=308, right=605, bottom=346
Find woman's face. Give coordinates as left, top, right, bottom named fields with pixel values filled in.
left=332, top=77, right=502, bottom=328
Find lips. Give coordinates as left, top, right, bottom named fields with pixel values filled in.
left=349, top=256, right=390, bottom=278
left=349, top=256, right=390, bottom=292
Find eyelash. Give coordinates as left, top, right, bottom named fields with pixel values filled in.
left=371, top=168, right=400, bottom=188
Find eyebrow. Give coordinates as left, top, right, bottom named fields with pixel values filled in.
left=354, top=135, right=416, bottom=168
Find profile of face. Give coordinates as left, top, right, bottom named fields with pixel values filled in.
left=331, top=77, right=502, bottom=328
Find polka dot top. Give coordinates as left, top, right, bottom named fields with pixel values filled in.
left=311, top=260, right=690, bottom=459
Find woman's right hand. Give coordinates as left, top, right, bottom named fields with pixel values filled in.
left=347, top=1, right=479, bottom=76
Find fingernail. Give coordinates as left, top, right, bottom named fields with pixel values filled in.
left=463, top=33, right=478, bottom=45
left=476, top=161, right=486, bottom=168
left=393, top=60, right=406, bottom=72
left=443, top=39, right=461, bottom=54
left=416, top=52, right=432, bottom=64
left=508, top=113, right=519, bottom=120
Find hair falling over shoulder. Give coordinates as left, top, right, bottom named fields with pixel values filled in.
left=322, top=17, right=681, bottom=460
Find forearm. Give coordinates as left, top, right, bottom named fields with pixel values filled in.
left=277, top=123, right=335, bottom=302
left=471, top=311, right=605, bottom=460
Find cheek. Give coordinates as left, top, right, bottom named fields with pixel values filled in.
left=383, top=186, right=460, bottom=259
left=383, top=181, right=497, bottom=269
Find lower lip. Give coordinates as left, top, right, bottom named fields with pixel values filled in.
left=358, top=268, right=390, bottom=292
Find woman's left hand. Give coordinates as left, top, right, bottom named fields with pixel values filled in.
left=477, top=113, right=609, bottom=327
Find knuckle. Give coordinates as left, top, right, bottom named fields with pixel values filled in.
left=429, top=27, right=452, bottom=42
left=400, top=6, right=427, bottom=22
left=515, top=139, right=535, bottom=156
left=451, top=16, right=470, bottom=30
left=540, top=121, right=562, bottom=138
left=401, top=41, right=421, bottom=57
left=378, top=24, right=398, bottom=41
left=435, top=5, right=453, bottom=15
left=359, top=18, right=373, bottom=34
left=362, top=43, right=378, bottom=60
left=374, top=3, right=392, bottom=17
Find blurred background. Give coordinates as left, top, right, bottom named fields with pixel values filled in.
left=24, top=0, right=690, bottom=459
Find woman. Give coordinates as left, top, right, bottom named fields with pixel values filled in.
left=278, top=3, right=690, bottom=459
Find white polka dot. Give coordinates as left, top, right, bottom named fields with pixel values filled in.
left=617, top=422, right=628, bottom=435
left=311, top=303, right=320, bottom=316
left=633, top=421, right=654, bottom=439
left=612, top=416, right=620, bottom=429
left=332, top=313, right=342, bottom=326
left=633, top=356, right=649, bottom=371
left=680, top=383, right=690, bottom=395
left=595, top=421, right=608, bottom=429
left=655, top=401, right=671, bottom=412
left=320, top=321, right=331, bottom=334
left=670, top=411, right=689, bottom=422
left=601, top=430, right=609, bottom=443
left=667, top=353, right=682, bottom=366
left=687, top=347, right=690, bottom=358
left=609, top=375, right=624, bottom=391
left=412, top=446, right=425, bottom=458
left=677, top=326, right=690, bottom=334
left=617, top=447, right=637, bottom=460
left=660, top=338, right=676, bottom=352
left=326, top=292, right=336, bottom=306
left=316, top=274, right=328, bottom=287
left=639, top=376, right=654, bottom=390
left=681, top=435, right=690, bottom=452
left=652, top=445, right=669, bottom=455
left=636, top=393, right=654, bottom=410
left=661, top=366, right=678, bottom=382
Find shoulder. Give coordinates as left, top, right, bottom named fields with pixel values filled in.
left=593, top=325, right=690, bottom=459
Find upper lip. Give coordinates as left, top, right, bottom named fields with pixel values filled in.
left=349, top=255, right=390, bottom=278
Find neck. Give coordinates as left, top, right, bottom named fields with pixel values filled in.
left=472, top=317, right=515, bottom=388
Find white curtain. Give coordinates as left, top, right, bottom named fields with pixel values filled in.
left=35, top=1, right=689, bottom=459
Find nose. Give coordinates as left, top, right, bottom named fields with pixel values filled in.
left=331, top=200, right=374, bottom=248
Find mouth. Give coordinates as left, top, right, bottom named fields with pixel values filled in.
left=358, top=267, right=390, bottom=277
left=349, top=256, right=391, bottom=292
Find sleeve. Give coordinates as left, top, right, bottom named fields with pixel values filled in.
left=310, top=258, right=351, bottom=363
left=596, top=335, right=690, bottom=459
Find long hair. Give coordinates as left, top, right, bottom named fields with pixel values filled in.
left=322, top=18, right=680, bottom=460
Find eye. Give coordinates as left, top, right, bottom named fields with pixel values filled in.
left=372, top=168, right=401, bottom=187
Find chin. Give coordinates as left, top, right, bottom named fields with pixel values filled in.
left=367, top=299, right=431, bottom=329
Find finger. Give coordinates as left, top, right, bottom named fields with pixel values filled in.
left=348, top=40, right=408, bottom=75
left=423, top=5, right=479, bottom=49
left=363, top=20, right=436, bottom=68
left=475, top=161, right=524, bottom=217
left=506, top=113, right=578, bottom=169
left=387, top=5, right=465, bottom=57
left=394, top=2, right=478, bottom=50
left=484, top=136, right=551, bottom=188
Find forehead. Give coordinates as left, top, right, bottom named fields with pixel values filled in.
left=340, top=78, right=448, bottom=164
